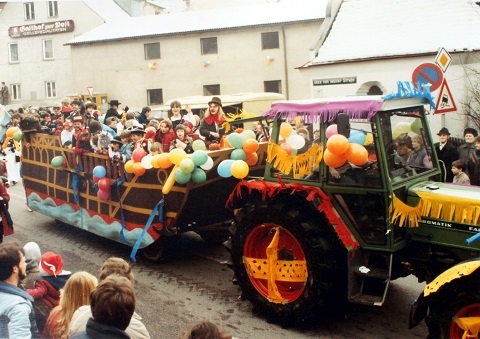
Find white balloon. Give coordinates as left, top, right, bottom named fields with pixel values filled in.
left=141, top=154, right=154, bottom=169
left=286, top=134, right=305, bottom=150
left=200, top=156, right=214, bottom=170
left=240, top=130, right=256, bottom=141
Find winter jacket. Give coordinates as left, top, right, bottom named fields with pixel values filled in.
left=434, top=140, right=458, bottom=182
left=27, top=274, right=71, bottom=309
left=155, top=129, right=175, bottom=153
left=70, top=318, right=130, bottom=339
left=68, top=305, right=150, bottom=339
left=0, top=183, right=13, bottom=242
left=0, top=281, right=39, bottom=338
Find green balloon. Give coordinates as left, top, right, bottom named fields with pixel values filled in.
left=191, top=150, right=208, bottom=166
left=179, top=158, right=195, bottom=174
left=230, top=149, right=246, bottom=160
left=411, top=118, right=422, bottom=134
left=51, top=156, right=64, bottom=168
left=191, top=167, right=207, bottom=184
left=175, top=168, right=191, bottom=185
left=13, top=131, right=23, bottom=141
left=192, top=140, right=206, bottom=151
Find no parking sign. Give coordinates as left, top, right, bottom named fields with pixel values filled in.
left=412, top=63, right=444, bottom=91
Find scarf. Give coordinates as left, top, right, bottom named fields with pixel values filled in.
left=204, top=115, right=224, bottom=125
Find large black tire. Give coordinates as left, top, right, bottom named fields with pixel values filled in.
left=428, top=274, right=480, bottom=339
left=141, top=239, right=164, bottom=262
left=228, top=193, right=347, bottom=325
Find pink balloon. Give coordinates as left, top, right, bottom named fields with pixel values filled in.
left=132, top=148, right=147, bottom=162
left=97, top=189, right=110, bottom=201
left=280, top=142, right=292, bottom=155
left=326, top=124, right=338, bottom=139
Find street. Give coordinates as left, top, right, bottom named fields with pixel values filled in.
left=6, top=182, right=428, bottom=339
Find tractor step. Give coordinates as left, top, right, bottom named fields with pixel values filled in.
left=350, top=293, right=384, bottom=306
left=353, top=266, right=390, bottom=280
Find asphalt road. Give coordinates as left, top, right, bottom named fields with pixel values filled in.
left=6, top=182, right=428, bottom=339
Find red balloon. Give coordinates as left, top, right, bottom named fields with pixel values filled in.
left=97, top=189, right=110, bottom=201
left=97, top=177, right=111, bottom=191
left=132, top=148, right=147, bottom=162
left=92, top=175, right=100, bottom=183
left=280, top=142, right=292, bottom=155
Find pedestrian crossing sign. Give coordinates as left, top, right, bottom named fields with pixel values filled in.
left=434, top=80, right=456, bottom=114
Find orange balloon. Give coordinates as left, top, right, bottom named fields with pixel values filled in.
left=124, top=160, right=135, bottom=173
left=346, top=143, right=368, bottom=166
left=280, top=122, right=293, bottom=139
left=133, top=162, right=146, bottom=176
left=222, top=136, right=231, bottom=148
left=243, top=139, right=259, bottom=154
left=6, top=127, right=19, bottom=138
left=326, top=134, right=349, bottom=155
left=157, top=153, right=173, bottom=169
left=324, top=149, right=347, bottom=168
left=245, top=152, right=258, bottom=166
left=151, top=154, right=162, bottom=168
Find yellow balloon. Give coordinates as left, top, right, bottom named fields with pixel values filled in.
left=162, top=165, right=179, bottom=194
left=6, top=127, right=19, bottom=138
left=364, top=134, right=374, bottom=146
left=231, top=160, right=249, bottom=179
left=279, top=122, right=293, bottom=139
left=169, top=149, right=187, bottom=166
left=124, top=160, right=135, bottom=173
left=151, top=154, right=162, bottom=168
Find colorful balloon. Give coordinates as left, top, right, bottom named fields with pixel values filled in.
left=151, top=154, right=162, bottom=168
left=124, top=160, right=135, bottom=173
left=179, top=158, right=195, bottom=173
left=411, top=118, right=422, bottom=134
left=243, top=139, right=259, bottom=154
left=51, top=156, right=64, bottom=168
left=141, top=154, right=154, bottom=169
left=324, top=149, right=347, bottom=168
left=227, top=133, right=243, bottom=149
left=191, top=167, right=207, bottom=184
left=200, top=156, right=214, bottom=171
left=5, top=127, right=18, bottom=138
left=157, top=153, right=173, bottom=169
left=286, top=134, right=305, bottom=150
left=245, top=152, right=258, bottom=166
left=192, top=139, right=206, bottom=151
left=133, top=162, right=146, bottom=176
left=346, top=143, right=368, bottom=166
left=97, top=189, right=110, bottom=201
left=132, top=148, right=147, bottom=162
left=97, top=177, right=111, bottom=191
left=169, top=149, right=187, bottom=166
left=93, top=165, right=107, bottom=178
left=217, top=159, right=234, bottom=178
left=230, top=149, right=246, bottom=161
left=348, top=130, right=366, bottom=145
left=13, top=131, right=23, bottom=141
left=326, top=124, right=338, bottom=138
left=175, top=168, right=191, bottom=184
left=162, top=165, right=178, bottom=194
left=191, top=150, right=208, bottom=166
left=280, top=142, right=292, bottom=155
left=364, top=134, right=374, bottom=146
left=231, top=160, right=249, bottom=179
left=279, top=122, right=293, bottom=139
left=392, top=122, right=412, bottom=139
left=240, top=130, right=256, bottom=142
left=326, top=134, right=349, bottom=155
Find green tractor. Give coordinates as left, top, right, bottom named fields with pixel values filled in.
left=225, top=90, right=480, bottom=338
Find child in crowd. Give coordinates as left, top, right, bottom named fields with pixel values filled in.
left=40, top=112, right=55, bottom=135
left=119, top=130, right=133, bottom=161
left=109, top=136, right=123, bottom=162
left=72, top=115, right=85, bottom=147
left=150, top=142, right=163, bottom=155
left=84, top=101, right=98, bottom=126
left=452, top=159, right=470, bottom=185
left=27, top=252, right=72, bottom=332
left=184, top=121, right=201, bottom=142
left=20, top=241, right=42, bottom=290
left=105, top=117, right=119, bottom=136
left=68, top=99, right=85, bottom=121
left=61, top=97, right=73, bottom=120
left=145, top=126, right=157, bottom=144
left=156, top=119, right=175, bottom=153
left=179, top=320, right=233, bottom=339
left=129, top=125, right=150, bottom=153
left=53, top=120, right=64, bottom=137
left=61, top=121, right=75, bottom=148
left=74, top=130, right=94, bottom=154
left=171, top=124, right=193, bottom=153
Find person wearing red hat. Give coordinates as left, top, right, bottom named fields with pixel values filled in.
left=27, top=251, right=71, bottom=330
left=199, top=97, right=226, bottom=146
left=155, top=119, right=175, bottom=153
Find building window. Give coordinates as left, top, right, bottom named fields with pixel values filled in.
left=201, top=37, right=218, bottom=55
left=203, top=85, right=220, bottom=96
left=144, top=43, right=160, bottom=60
left=47, top=1, right=58, bottom=17
left=147, top=89, right=163, bottom=105
left=261, top=32, right=279, bottom=49
left=43, top=40, right=54, bottom=60
left=9, top=43, right=19, bottom=63
left=24, top=2, right=35, bottom=20
left=264, top=80, right=282, bottom=94
left=45, top=82, right=56, bottom=98
left=11, top=84, right=21, bottom=101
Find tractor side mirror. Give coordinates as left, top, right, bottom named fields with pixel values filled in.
left=337, top=113, right=350, bottom=138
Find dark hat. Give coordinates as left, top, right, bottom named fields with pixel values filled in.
left=464, top=128, right=478, bottom=137
left=110, top=136, right=122, bottom=145
left=437, top=127, right=450, bottom=136
left=108, top=100, right=121, bottom=106
left=208, top=96, right=222, bottom=107
left=128, top=125, right=145, bottom=134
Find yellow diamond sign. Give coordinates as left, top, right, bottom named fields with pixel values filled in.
left=435, top=47, right=452, bottom=73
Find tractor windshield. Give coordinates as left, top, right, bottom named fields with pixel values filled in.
left=378, top=109, right=437, bottom=183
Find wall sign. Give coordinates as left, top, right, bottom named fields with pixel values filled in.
left=313, top=77, right=357, bottom=86
left=8, top=20, right=74, bottom=38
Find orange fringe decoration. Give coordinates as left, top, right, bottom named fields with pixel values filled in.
left=267, top=143, right=323, bottom=179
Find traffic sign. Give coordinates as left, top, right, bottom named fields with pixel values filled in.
left=435, top=80, right=456, bottom=114
left=412, top=63, right=444, bottom=91
left=435, top=48, right=452, bottom=72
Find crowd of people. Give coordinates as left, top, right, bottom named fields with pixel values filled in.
left=0, top=241, right=236, bottom=339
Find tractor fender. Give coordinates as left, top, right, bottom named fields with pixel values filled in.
left=408, top=258, right=480, bottom=329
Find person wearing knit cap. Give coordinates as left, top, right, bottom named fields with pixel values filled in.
left=434, top=127, right=458, bottom=182
left=27, top=252, right=71, bottom=316
left=20, top=242, right=42, bottom=290
left=155, top=119, right=176, bottom=153
left=199, top=96, right=226, bottom=145
left=458, top=127, right=479, bottom=176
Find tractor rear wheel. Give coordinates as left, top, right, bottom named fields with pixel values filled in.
left=438, top=289, right=480, bottom=339
left=229, top=195, right=347, bottom=324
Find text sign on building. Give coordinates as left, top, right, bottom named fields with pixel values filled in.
left=8, top=20, right=74, bottom=38
left=313, top=77, right=357, bottom=86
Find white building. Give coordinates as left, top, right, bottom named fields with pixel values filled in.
left=298, top=0, right=480, bottom=137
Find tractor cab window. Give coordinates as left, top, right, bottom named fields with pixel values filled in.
left=325, top=120, right=382, bottom=188
left=379, top=110, right=437, bottom=183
